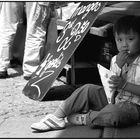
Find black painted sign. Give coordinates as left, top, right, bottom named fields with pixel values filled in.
left=23, top=2, right=107, bottom=101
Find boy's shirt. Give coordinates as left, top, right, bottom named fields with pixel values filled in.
left=110, top=55, right=140, bottom=105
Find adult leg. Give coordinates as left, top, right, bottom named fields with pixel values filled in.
left=23, top=2, right=51, bottom=78
left=0, top=2, right=23, bottom=75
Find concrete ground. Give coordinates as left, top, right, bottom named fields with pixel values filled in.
left=0, top=66, right=103, bottom=139
left=1, top=66, right=140, bottom=139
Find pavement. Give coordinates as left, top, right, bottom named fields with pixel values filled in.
left=0, top=66, right=103, bottom=139
left=1, top=66, right=140, bottom=139
left=0, top=116, right=103, bottom=138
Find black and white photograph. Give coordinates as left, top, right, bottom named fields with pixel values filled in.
left=0, top=1, right=140, bottom=139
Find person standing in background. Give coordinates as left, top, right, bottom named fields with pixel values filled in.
left=0, top=2, right=56, bottom=80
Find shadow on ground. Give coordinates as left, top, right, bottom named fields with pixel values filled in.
left=31, top=122, right=103, bottom=138
left=42, top=85, right=78, bottom=101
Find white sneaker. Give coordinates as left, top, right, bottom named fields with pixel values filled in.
left=31, top=114, right=66, bottom=131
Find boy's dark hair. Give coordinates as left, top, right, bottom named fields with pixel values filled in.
left=114, top=15, right=140, bottom=35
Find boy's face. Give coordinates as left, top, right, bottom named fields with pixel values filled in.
left=115, top=29, right=140, bottom=56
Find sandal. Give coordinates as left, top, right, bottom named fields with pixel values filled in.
left=67, top=113, right=87, bottom=125
left=31, top=114, right=66, bottom=131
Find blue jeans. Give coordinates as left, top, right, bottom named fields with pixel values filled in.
left=59, top=84, right=140, bottom=128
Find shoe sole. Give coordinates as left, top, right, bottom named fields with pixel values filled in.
left=31, top=126, right=65, bottom=132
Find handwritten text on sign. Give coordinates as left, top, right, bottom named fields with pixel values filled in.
left=30, top=2, right=102, bottom=97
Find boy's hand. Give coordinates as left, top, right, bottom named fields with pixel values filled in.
left=116, top=51, right=129, bottom=68
left=108, top=75, right=126, bottom=90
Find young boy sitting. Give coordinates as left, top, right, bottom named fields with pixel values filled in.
left=31, top=15, right=140, bottom=131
